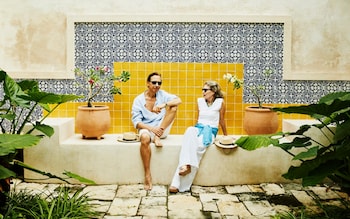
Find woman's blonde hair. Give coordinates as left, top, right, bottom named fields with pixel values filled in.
left=204, top=81, right=224, bottom=98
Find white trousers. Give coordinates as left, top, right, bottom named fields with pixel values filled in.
left=170, top=126, right=214, bottom=192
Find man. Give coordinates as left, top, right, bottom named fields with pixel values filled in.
left=131, top=72, right=182, bottom=190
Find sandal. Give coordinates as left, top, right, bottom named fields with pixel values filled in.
left=179, top=165, right=191, bottom=176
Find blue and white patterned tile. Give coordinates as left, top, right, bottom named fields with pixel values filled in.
left=35, top=22, right=350, bottom=104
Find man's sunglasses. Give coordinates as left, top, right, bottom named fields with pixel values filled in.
left=151, top=81, right=162, bottom=85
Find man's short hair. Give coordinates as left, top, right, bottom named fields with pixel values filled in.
left=147, top=72, right=162, bottom=82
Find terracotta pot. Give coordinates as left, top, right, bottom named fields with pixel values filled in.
left=76, top=105, right=111, bottom=139
left=243, top=106, right=278, bottom=135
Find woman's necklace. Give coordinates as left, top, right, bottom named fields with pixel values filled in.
left=206, top=98, right=214, bottom=106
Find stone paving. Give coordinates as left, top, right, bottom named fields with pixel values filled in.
left=11, top=181, right=350, bottom=218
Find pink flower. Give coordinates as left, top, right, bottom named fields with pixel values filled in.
left=103, top=66, right=109, bottom=72
left=74, top=65, right=130, bottom=107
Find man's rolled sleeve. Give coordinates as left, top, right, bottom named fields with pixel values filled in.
left=131, top=99, right=143, bottom=129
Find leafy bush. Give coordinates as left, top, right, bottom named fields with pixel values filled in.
left=0, top=70, right=82, bottom=181
left=236, top=91, right=350, bottom=192
left=0, top=69, right=95, bottom=206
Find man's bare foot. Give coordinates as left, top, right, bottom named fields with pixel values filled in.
left=154, top=136, right=163, bottom=147
left=144, top=175, right=152, bottom=190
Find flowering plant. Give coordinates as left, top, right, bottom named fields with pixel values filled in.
left=223, top=69, right=273, bottom=108
left=74, top=66, right=130, bottom=107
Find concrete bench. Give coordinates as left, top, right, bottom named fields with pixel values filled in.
left=283, top=119, right=335, bottom=146
left=24, top=118, right=295, bottom=185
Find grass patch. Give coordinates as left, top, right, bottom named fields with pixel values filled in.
left=1, top=186, right=99, bottom=218
left=273, top=201, right=350, bottom=219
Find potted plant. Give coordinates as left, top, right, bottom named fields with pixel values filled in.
left=74, top=66, right=130, bottom=139
left=235, top=91, right=350, bottom=193
left=223, top=68, right=278, bottom=135
left=0, top=69, right=94, bottom=205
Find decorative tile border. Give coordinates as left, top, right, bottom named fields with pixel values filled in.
left=37, top=15, right=350, bottom=104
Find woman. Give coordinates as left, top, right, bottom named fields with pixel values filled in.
left=169, top=81, right=228, bottom=193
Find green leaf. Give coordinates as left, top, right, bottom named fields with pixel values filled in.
left=17, top=79, right=40, bottom=93
left=0, top=70, right=6, bottom=80
left=14, top=160, right=69, bottom=183
left=283, top=142, right=350, bottom=182
left=278, top=136, right=312, bottom=150
left=110, top=87, right=122, bottom=95
left=334, top=119, right=350, bottom=142
left=0, top=113, right=16, bottom=121
left=17, top=159, right=96, bottom=184
left=17, top=91, right=80, bottom=105
left=33, top=122, right=55, bottom=137
left=0, top=164, right=16, bottom=179
left=299, top=161, right=342, bottom=186
left=273, top=98, right=350, bottom=119
left=40, top=95, right=83, bottom=111
left=319, top=91, right=350, bottom=104
left=39, top=102, right=51, bottom=112
left=60, top=94, right=84, bottom=103
left=236, top=91, right=350, bottom=191
left=235, top=135, right=279, bottom=151
left=2, top=71, right=31, bottom=108
left=282, top=163, right=316, bottom=181
left=293, top=146, right=319, bottom=160
left=63, top=171, right=96, bottom=184
left=0, top=145, right=16, bottom=156
left=0, top=134, right=42, bottom=156
left=294, top=125, right=312, bottom=135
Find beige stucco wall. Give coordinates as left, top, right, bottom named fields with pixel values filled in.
left=1, top=0, right=349, bottom=79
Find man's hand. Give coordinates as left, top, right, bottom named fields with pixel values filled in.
left=152, top=103, right=166, bottom=114
left=151, top=127, right=164, bottom=137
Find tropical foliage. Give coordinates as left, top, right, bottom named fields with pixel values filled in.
left=0, top=69, right=94, bottom=202
left=236, top=91, right=350, bottom=192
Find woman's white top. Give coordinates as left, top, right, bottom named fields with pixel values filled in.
left=197, top=97, right=223, bottom=128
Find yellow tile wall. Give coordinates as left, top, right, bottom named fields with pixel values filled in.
left=48, top=62, right=311, bottom=135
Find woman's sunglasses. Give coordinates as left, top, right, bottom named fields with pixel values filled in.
left=202, top=88, right=211, bottom=92
left=151, top=81, right=162, bottom=85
